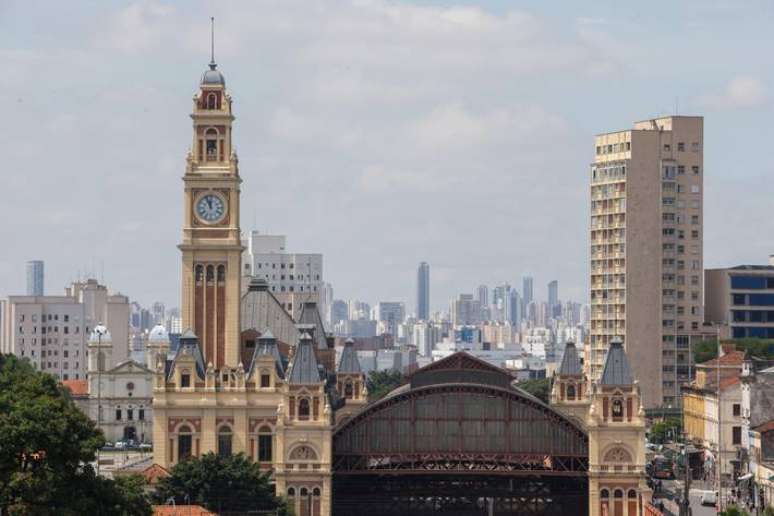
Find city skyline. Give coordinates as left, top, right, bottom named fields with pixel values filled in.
left=2, top=1, right=773, bottom=310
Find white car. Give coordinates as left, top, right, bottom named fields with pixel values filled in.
left=700, top=491, right=717, bottom=507
left=114, top=441, right=127, bottom=449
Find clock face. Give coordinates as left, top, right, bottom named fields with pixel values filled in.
left=196, top=194, right=226, bottom=223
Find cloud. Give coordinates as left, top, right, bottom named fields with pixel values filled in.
left=697, top=76, right=766, bottom=109
left=96, top=0, right=175, bottom=53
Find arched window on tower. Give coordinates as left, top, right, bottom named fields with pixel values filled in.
left=217, top=265, right=225, bottom=282
left=206, top=265, right=215, bottom=283
left=205, top=128, right=218, bottom=161
left=195, top=265, right=204, bottom=283
left=207, top=93, right=217, bottom=110
left=612, top=398, right=624, bottom=422
left=298, top=398, right=310, bottom=421
left=566, top=384, right=576, bottom=400
left=344, top=381, right=354, bottom=399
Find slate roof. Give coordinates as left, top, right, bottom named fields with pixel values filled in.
left=600, top=337, right=633, bottom=385
left=287, top=333, right=323, bottom=384
left=241, top=278, right=299, bottom=346
left=298, top=301, right=328, bottom=350
left=168, top=329, right=206, bottom=380
left=558, top=341, right=582, bottom=376
left=337, top=338, right=362, bottom=374
left=248, top=329, right=286, bottom=378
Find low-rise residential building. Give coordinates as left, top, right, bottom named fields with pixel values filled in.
left=682, top=346, right=745, bottom=477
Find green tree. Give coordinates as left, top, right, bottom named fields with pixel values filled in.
left=154, top=452, right=288, bottom=514
left=694, top=338, right=774, bottom=364
left=0, top=353, right=151, bottom=515
left=648, top=418, right=682, bottom=444
left=721, top=505, right=750, bottom=516
left=366, top=369, right=405, bottom=402
left=517, top=377, right=552, bottom=404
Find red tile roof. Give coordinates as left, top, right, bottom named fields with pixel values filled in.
left=700, top=350, right=745, bottom=368
left=153, top=506, right=216, bottom=516
left=141, top=463, right=170, bottom=485
left=62, top=379, right=88, bottom=396
left=754, top=421, right=774, bottom=433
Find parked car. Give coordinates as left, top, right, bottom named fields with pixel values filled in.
left=115, top=441, right=127, bottom=449
left=700, top=491, right=717, bottom=507
left=103, top=441, right=114, bottom=449
left=139, top=443, right=152, bottom=450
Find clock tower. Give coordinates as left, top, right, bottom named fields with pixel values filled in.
left=179, top=52, right=242, bottom=368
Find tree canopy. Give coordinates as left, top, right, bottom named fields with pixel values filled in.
left=694, top=338, right=774, bottom=364
left=516, top=377, right=551, bottom=404
left=648, top=417, right=682, bottom=444
left=366, top=369, right=405, bottom=402
left=0, top=353, right=151, bottom=515
left=154, top=452, right=288, bottom=514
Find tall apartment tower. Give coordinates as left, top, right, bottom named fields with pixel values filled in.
left=548, top=280, right=559, bottom=317
left=416, top=262, right=430, bottom=320
left=26, top=261, right=44, bottom=296
left=590, top=116, right=704, bottom=408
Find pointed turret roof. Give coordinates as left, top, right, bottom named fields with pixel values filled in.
left=338, top=338, right=362, bottom=374
left=248, top=328, right=285, bottom=378
left=558, top=341, right=582, bottom=376
left=600, top=337, right=633, bottom=386
left=168, top=328, right=206, bottom=380
left=298, top=302, right=328, bottom=350
left=287, top=333, right=323, bottom=384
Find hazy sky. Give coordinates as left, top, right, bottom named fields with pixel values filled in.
left=1, top=0, right=773, bottom=313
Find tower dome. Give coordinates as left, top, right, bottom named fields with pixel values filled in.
left=88, top=324, right=111, bottom=344
left=201, top=62, right=225, bottom=87
left=148, top=324, right=170, bottom=343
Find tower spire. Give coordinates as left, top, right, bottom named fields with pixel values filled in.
left=209, top=16, right=216, bottom=70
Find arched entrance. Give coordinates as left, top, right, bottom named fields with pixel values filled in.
left=332, top=352, right=589, bottom=515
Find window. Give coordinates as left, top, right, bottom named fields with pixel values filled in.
left=298, top=398, right=311, bottom=420
left=344, top=381, right=354, bottom=399
left=733, top=426, right=742, bottom=445
left=566, top=384, right=576, bottom=400
left=733, top=404, right=741, bottom=417
left=116, top=409, right=122, bottom=421
left=258, top=426, right=273, bottom=462
left=218, top=426, right=233, bottom=457
left=180, top=373, right=191, bottom=388
left=127, top=409, right=134, bottom=421
left=260, top=372, right=271, bottom=388
left=678, top=142, right=685, bottom=151
left=691, top=185, right=700, bottom=193
left=178, top=425, right=193, bottom=461
left=611, top=398, right=624, bottom=421
left=692, top=165, right=700, bottom=174
left=664, top=144, right=671, bottom=152
left=139, top=409, right=145, bottom=420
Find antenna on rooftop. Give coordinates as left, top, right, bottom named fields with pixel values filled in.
left=210, top=17, right=216, bottom=67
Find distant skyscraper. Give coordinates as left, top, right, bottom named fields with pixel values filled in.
left=508, top=289, right=521, bottom=326
left=476, top=285, right=489, bottom=308
left=522, top=276, right=533, bottom=310
left=416, top=262, right=430, bottom=320
left=548, top=280, right=559, bottom=317
left=26, top=260, right=44, bottom=296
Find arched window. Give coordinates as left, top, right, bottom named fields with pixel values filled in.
left=566, top=384, right=576, bottom=400
left=611, top=398, right=624, bottom=421
left=217, top=426, right=233, bottom=457
left=600, top=489, right=609, bottom=499
left=207, top=93, right=217, bottom=109
left=258, top=425, right=272, bottom=462
left=627, top=489, right=637, bottom=499
left=312, top=487, right=320, bottom=497
left=614, top=489, right=623, bottom=499
left=195, top=265, right=204, bottom=282
left=206, top=265, right=215, bottom=282
left=177, top=425, right=192, bottom=462
left=205, top=128, right=218, bottom=160
left=300, top=487, right=308, bottom=497
left=287, top=487, right=295, bottom=497
left=298, top=398, right=310, bottom=420
left=344, top=381, right=354, bottom=399
left=217, top=265, right=225, bottom=282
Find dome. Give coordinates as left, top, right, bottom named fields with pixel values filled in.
left=89, top=324, right=111, bottom=344
left=148, top=324, right=170, bottom=343
left=201, top=62, right=225, bottom=87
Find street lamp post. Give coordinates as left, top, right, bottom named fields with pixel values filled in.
left=96, top=326, right=103, bottom=476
